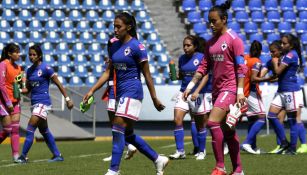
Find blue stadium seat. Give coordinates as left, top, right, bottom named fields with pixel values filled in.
left=51, top=10, right=65, bottom=21
left=296, top=0, right=307, bottom=11
left=17, top=0, right=31, bottom=9
left=301, top=33, right=307, bottom=45
left=199, top=0, right=212, bottom=12
left=267, top=11, right=281, bottom=23
left=0, top=20, right=11, bottom=32
left=248, top=0, right=262, bottom=11
left=57, top=76, right=67, bottom=86
left=114, top=0, right=129, bottom=11
left=266, top=33, right=280, bottom=44
left=68, top=10, right=83, bottom=21
left=283, top=11, right=297, bottom=23
left=59, top=66, right=72, bottom=78
left=60, top=20, right=74, bottom=32
left=244, top=22, right=258, bottom=34
left=96, top=32, right=109, bottom=44
left=13, top=20, right=27, bottom=32
left=88, top=43, right=102, bottom=54
left=147, top=32, right=161, bottom=45
left=80, top=32, right=93, bottom=44
left=2, top=0, right=16, bottom=9
left=193, top=22, right=207, bottom=34
left=244, top=44, right=250, bottom=54
left=261, top=22, right=275, bottom=33
left=46, top=31, right=60, bottom=43
left=131, top=0, right=146, bottom=11
left=76, top=21, right=90, bottom=32
left=18, top=9, right=32, bottom=21
left=249, top=33, right=263, bottom=43
left=102, top=10, right=115, bottom=22
left=260, top=55, right=271, bottom=64
left=157, top=54, right=169, bottom=67
left=262, top=44, right=270, bottom=55
left=13, top=32, right=28, bottom=44
left=90, top=54, right=104, bottom=65
left=107, top=24, right=114, bottom=34
left=251, top=11, right=265, bottom=23
left=82, top=0, right=97, bottom=10
left=69, top=76, right=83, bottom=86
left=238, top=33, right=246, bottom=43
left=56, top=42, right=70, bottom=54
left=0, top=32, right=11, bottom=43
left=181, top=0, right=196, bottom=12
left=235, top=11, right=249, bottom=23
left=136, top=11, right=150, bottom=22
left=227, top=12, right=233, bottom=22
left=74, top=65, right=88, bottom=77
left=72, top=43, right=86, bottom=54
left=58, top=54, right=71, bottom=66
left=295, top=22, right=307, bottom=34
left=299, top=11, right=307, bottom=22
left=264, top=0, right=278, bottom=11
left=199, top=33, right=212, bottom=41
left=85, top=10, right=99, bottom=22
left=232, top=0, right=245, bottom=11
left=66, top=0, right=80, bottom=10
left=149, top=65, right=159, bottom=77
left=2, top=9, right=16, bottom=21
left=62, top=31, right=76, bottom=43
left=45, top=20, right=59, bottom=32
left=227, top=21, right=240, bottom=33
left=92, top=65, right=104, bottom=77
left=140, top=21, right=155, bottom=34
left=49, top=0, right=64, bottom=9
left=92, top=21, right=106, bottom=33
left=278, top=22, right=292, bottom=33
left=151, top=44, right=165, bottom=56
left=280, top=0, right=294, bottom=11
left=29, top=31, right=43, bottom=43
left=85, top=76, right=97, bottom=86
left=35, top=10, right=49, bottom=22
left=154, top=77, right=165, bottom=85
left=98, top=0, right=112, bottom=10
left=41, top=42, right=54, bottom=55
left=44, top=54, right=56, bottom=66
left=168, top=80, right=181, bottom=85
left=187, top=11, right=202, bottom=23
left=202, top=11, right=210, bottom=22
left=33, top=0, right=48, bottom=10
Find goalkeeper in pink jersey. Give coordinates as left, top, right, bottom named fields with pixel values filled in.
left=183, top=1, right=247, bottom=174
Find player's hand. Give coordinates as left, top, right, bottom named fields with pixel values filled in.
left=152, top=98, right=165, bottom=112
left=83, top=91, right=93, bottom=103
left=190, top=92, right=199, bottom=101
left=8, top=105, right=14, bottom=113
left=182, top=89, right=191, bottom=101
left=66, top=100, right=74, bottom=110
left=272, top=57, right=279, bottom=64
left=237, top=93, right=246, bottom=106
left=20, top=88, right=28, bottom=94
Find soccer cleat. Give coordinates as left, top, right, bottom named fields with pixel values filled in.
left=124, top=144, right=137, bottom=160
left=195, top=151, right=206, bottom=160
left=276, top=141, right=290, bottom=154
left=268, top=145, right=280, bottom=154
left=155, top=155, right=169, bottom=175
left=224, top=143, right=229, bottom=155
left=103, top=155, right=112, bottom=162
left=282, top=147, right=297, bottom=155
left=296, top=144, right=307, bottom=153
left=241, top=144, right=260, bottom=155
left=229, top=171, right=244, bottom=175
left=169, top=150, right=186, bottom=159
left=48, top=155, right=64, bottom=162
left=15, top=155, right=28, bottom=164
left=211, top=167, right=227, bottom=175
left=80, top=96, right=94, bottom=113
left=105, top=169, right=120, bottom=175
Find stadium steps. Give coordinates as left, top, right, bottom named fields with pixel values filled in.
left=20, top=110, right=95, bottom=140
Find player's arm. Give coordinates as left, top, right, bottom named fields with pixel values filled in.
left=251, top=62, right=276, bottom=83
left=190, top=74, right=209, bottom=101
left=51, top=74, right=74, bottom=109
left=272, top=57, right=288, bottom=75
left=0, top=63, right=13, bottom=111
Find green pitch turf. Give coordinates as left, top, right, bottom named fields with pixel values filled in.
left=0, top=135, right=306, bottom=175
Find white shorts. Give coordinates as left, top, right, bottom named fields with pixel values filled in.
left=107, top=99, right=116, bottom=112
left=115, top=97, right=142, bottom=121
left=174, top=91, right=212, bottom=115
left=246, top=91, right=266, bottom=117
left=271, top=90, right=303, bottom=112
left=31, top=104, right=51, bottom=120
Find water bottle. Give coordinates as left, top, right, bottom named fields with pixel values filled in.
left=13, top=82, right=20, bottom=99
left=169, top=60, right=177, bottom=81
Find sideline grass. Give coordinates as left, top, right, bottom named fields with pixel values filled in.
left=0, top=135, right=306, bottom=175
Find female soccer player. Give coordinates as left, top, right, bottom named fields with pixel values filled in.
left=183, top=1, right=247, bottom=174
left=0, top=43, right=26, bottom=162
left=169, top=35, right=211, bottom=160
left=16, top=44, right=74, bottom=163
left=83, top=12, right=168, bottom=175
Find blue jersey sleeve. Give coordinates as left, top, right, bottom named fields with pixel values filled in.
left=252, top=62, right=262, bottom=72
left=45, top=65, right=55, bottom=78
left=281, top=52, right=296, bottom=66
left=135, top=43, right=148, bottom=62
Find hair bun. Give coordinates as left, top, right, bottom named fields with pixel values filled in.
left=221, top=0, right=231, bottom=10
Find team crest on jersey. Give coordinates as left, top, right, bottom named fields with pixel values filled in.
left=221, top=41, right=228, bottom=51
left=193, top=59, right=199, bottom=66
left=124, top=47, right=131, bottom=56
left=37, top=69, right=42, bottom=77
left=119, top=97, right=125, bottom=104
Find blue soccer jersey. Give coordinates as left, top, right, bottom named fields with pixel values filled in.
left=109, top=37, right=147, bottom=100
left=179, top=52, right=212, bottom=93
left=26, top=62, right=54, bottom=106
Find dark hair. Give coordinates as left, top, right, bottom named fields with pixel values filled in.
left=282, top=34, right=303, bottom=69
left=184, top=35, right=203, bottom=53
left=115, top=12, right=138, bottom=39
left=0, top=43, right=20, bottom=62
left=29, top=44, right=43, bottom=62
left=269, top=40, right=282, bottom=51
left=249, top=40, right=262, bottom=58
left=209, top=0, right=231, bottom=22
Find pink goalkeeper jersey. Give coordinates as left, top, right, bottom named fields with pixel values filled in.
left=196, top=29, right=246, bottom=97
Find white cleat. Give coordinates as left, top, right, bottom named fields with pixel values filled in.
left=230, top=171, right=244, bottom=175
left=169, top=151, right=186, bottom=159
left=195, top=151, right=206, bottom=160
left=241, top=144, right=260, bottom=155
left=224, top=143, right=229, bottom=155
left=103, top=155, right=112, bottom=162
left=155, top=155, right=169, bottom=175
left=124, top=144, right=137, bottom=160
left=104, top=169, right=120, bottom=175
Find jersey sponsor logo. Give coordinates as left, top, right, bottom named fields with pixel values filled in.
left=37, top=69, right=42, bottom=77
left=221, top=41, right=228, bottom=51
left=286, top=52, right=293, bottom=59
left=124, top=47, right=131, bottom=56
left=212, top=54, right=224, bottom=62
left=30, top=81, right=39, bottom=87
left=113, top=63, right=127, bottom=70
left=138, top=44, right=145, bottom=50
left=193, top=59, right=199, bottom=66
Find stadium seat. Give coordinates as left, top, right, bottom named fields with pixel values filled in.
left=147, top=32, right=161, bottom=45
left=58, top=65, right=72, bottom=78
left=98, top=0, right=112, bottom=10
left=90, top=54, right=104, bottom=65
left=200, top=33, right=213, bottom=41
left=60, top=20, right=74, bottom=32
left=45, top=20, right=59, bottom=32
left=244, top=22, right=258, bottom=34
left=157, top=54, right=169, bottom=67
left=261, top=22, right=275, bottom=33
left=13, top=32, right=28, bottom=44
left=56, top=42, right=70, bottom=54
left=299, top=11, right=307, bottom=22
left=102, top=10, right=115, bottom=22
left=278, top=22, right=292, bottom=33
left=168, top=80, right=181, bottom=85
left=248, top=0, right=262, bottom=11
left=72, top=43, right=86, bottom=54
left=88, top=43, right=102, bottom=54
left=0, top=20, right=11, bottom=32
left=227, top=21, right=240, bottom=33
left=49, top=0, right=64, bottom=9
left=17, top=0, right=31, bottom=9
left=85, top=76, right=97, bottom=86
left=244, top=44, right=250, bottom=54
left=235, top=11, right=249, bottom=23
left=262, top=44, right=270, bottom=55
left=131, top=0, right=146, bottom=11
left=13, top=20, right=27, bottom=32
left=69, top=76, right=83, bottom=86
left=187, top=11, right=202, bottom=23
left=136, top=11, right=150, bottom=22
left=266, top=33, right=280, bottom=44
left=44, top=54, right=56, bottom=66
left=260, top=54, right=271, bottom=64
left=92, top=65, right=104, bottom=77
left=154, top=77, right=165, bottom=85
left=107, top=23, right=114, bottom=34
left=96, top=32, right=109, bottom=44
left=51, top=10, right=65, bottom=21
left=140, top=21, right=155, bottom=34
left=2, top=0, right=16, bottom=9
left=58, top=54, right=71, bottom=66
left=0, top=32, right=11, bottom=43
left=227, top=12, right=233, bottom=22
left=74, top=65, right=88, bottom=77
left=29, top=20, right=43, bottom=32
left=251, top=11, right=265, bottom=23
left=29, top=31, right=43, bottom=43
left=18, top=9, right=32, bottom=21
left=295, top=22, right=307, bottom=34
left=280, top=0, right=293, bottom=11
left=92, top=21, right=106, bottom=33
left=181, top=0, right=196, bottom=12
left=301, top=33, right=307, bottom=45
left=33, top=0, right=48, bottom=10
left=202, top=11, right=210, bottom=22
left=2, top=9, right=16, bottom=21
left=151, top=44, right=165, bottom=56
left=199, top=0, right=212, bottom=12
left=35, top=10, right=49, bottom=22
left=82, top=0, right=97, bottom=10
left=41, top=42, right=54, bottom=55
left=193, top=22, right=207, bottom=34
left=57, top=76, right=67, bottom=86
left=68, top=10, right=83, bottom=21
left=62, top=31, right=76, bottom=43
left=114, top=0, right=129, bottom=11
left=267, top=11, right=281, bottom=23
left=296, top=0, right=307, bottom=11
left=46, top=31, right=60, bottom=43
left=76, top=21, right=90, bottom=32
left=85, top=10, right=99, bottom=22
left=66, top=0, right=80, bottom=10
left=249, top=33, right=263, bottom=43
left=238, top=33, right=247, bottom=43
left=283, top=11, right=297, bottom=23
left=80, top=32, right=93, bottom=44
left=149, top=65, right=159, bottom=77
left=264, top=0, right=278, bottom=11
left=232, top=0, right=245, bottom=11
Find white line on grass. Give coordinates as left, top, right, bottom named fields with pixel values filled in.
left=160, top=142, right=192, bottom=149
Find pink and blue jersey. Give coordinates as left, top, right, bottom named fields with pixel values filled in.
left=196, top=29, right=246, bottom=97
left=109, top=37, right=147, bottom=100
left=26, top=62, right=55, bottom=106
left=179, top=52, right=212, bottom=93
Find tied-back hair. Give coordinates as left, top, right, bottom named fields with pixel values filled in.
left=29, top=44, right=43, bottom=62
left=115, top=12, right=138, bottom=39
left=282, top=34, right=303, bottom=69
left=269, top=40, right=282, bottom=52
left=0, top=43, right=20, bottom=62
left=184, top=35, right=205, bottom=53
left=250, top=40, right=262, bottom=58
left=209, top=0, right=231, bottom=22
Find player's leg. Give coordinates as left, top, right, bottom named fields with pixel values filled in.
left=190, top=116, right=199, bottom=155
left=0, top=115, right=12, bottom=144
left=10, top=103, right=21, bottom=161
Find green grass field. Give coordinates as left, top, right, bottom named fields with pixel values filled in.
left=0, top=135, right=306, bottom=175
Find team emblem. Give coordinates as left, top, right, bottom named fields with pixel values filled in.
left=221, top=41, right=227, bottom=51
left=124, top=47, right=131, bottom=56
left=193, top=59, right=199, bottom=66
left=119, top=97, right=125, bottom=104
left=37, top=69, right=42, bottom=77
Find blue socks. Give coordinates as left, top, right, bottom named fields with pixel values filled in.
left=268, top=112, right=287, bottom=142
left=244, top=118, right=265, bottom=145
left=287, top=113, right=298, bottom=150
left=174, top=125, right=184, bottom=152
left=39, top=127, right=60, bottom=157
left=298, top=122, right=306, bottom=144
left=110, top=125, right=125, bottom=172
left=191, top=122, right=199, bottom=150
left=22, top=124, right=37, bottom=157
left=197, top=128, right=207, bottom=152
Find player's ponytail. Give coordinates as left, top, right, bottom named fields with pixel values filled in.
left=250, top=40, right=262, bottom=58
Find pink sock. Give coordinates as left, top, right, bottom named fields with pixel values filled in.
left=224, top=130, right=242, bottom=173
left=0, top=125, right=12, bottom=144
left=207, top=120, right=224, bottom=169
left=11, top=121, right=20, bottom=157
